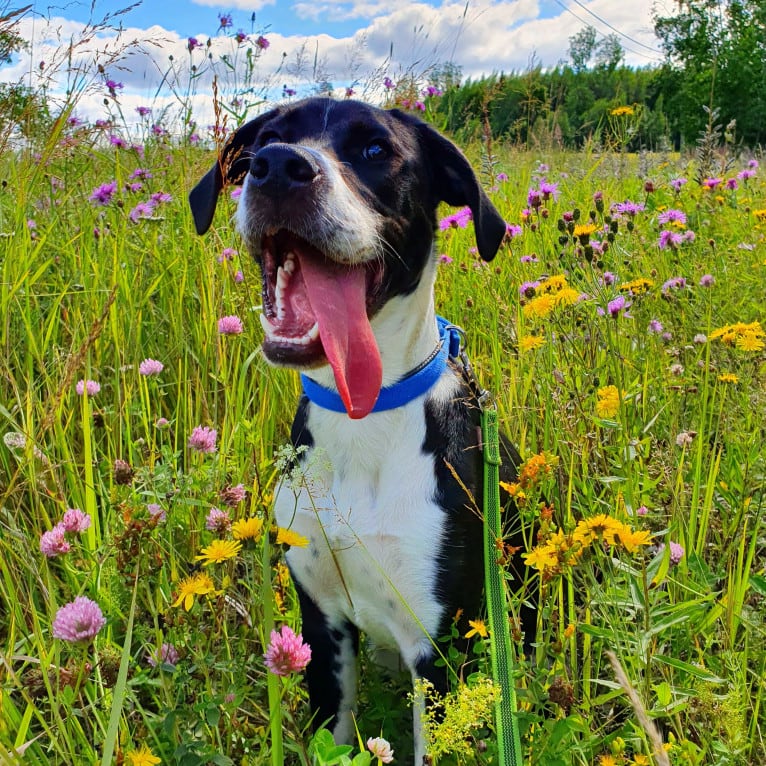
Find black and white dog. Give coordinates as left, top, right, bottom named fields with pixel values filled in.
left=189, top=97, right=527, bottom=762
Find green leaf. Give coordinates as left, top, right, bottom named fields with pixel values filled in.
left=652, top=655, right=724, bottom=683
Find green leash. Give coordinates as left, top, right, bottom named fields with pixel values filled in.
left=481, top=405, right=523, bottom=766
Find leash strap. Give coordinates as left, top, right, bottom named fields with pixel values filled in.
left=482, top=405, right=523, bottom=766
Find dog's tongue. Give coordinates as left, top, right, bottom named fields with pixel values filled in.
left=299, top=254, right=382, bottom=419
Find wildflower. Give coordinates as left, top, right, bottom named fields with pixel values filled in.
left=658, top=230, right=683, bottom=249
left=614, top=527, right=652, bottom=553
left=710, top=321, right=765, bottom=351
left=147, top=642, right=179, bottom=668
left=612, top=200, right=645, bottom=217
left=129, top=201, right=155, bottom=223
left=383, top=76, right=395, bottom=89
left=234, top=29, right=247, bottom=44
left=610, top=105, right=634, bottom=116
left=150, top=192, right=172, bottom=205
left=234, top=270, right=244, bottom=282
left=506, top=223, right=523, bottom=238
left=218, top=247, right=238, bottom=263
left=595, top=385, right=620, bottom=418
left=255, top=35, right=270, bottom=49
left=496, top=172, right=509, bottom=182
left=218, top=12, right=233, bottom=28
left=437, top=253, right=453, bottom=264
left=619, top=277, right=654, bottom=295
left=725, top=178, right=738, bottom=190
left=195, top=538, right=242, bottom=565
left=563, top=623, right=576, bottom=639
left=218, top=315, right=244, bottom=335
left=527, top=188, right=542, bottom=208
left=40, top=525, right=71, bottom=557
left=264, top=625, right=312, bottom=675
left=61, top=508, right=91, bottom=533
left=522, top=544, right=559, bottom=572
left=699, top=274, right=715, bottom=287
left=675, top=431, right=695, bottom=447
left=173, top=572, right=216, bottom=610
left=636, top=505, right=648, bottom=516
left=89, top=181, right=117, bottom=206
left=519, top=335, right=545, bottom=352
left=220, top=483, right=247, bottom=506
left=648, top=319, right=663, bottom=334
left=155, top=417, right=170, bottom=429
left=76, top=379, right=100, bottom=396
left=367, top=737, right=395, bottom=763
left=205, top=506, right=231, bottom=533
left=138, top=358, right=164, bottom=376
left=464, top=619, right=488, bottom=639
left=662, top=276, right=687, bottom=292
left=599, top=756, right=618, bottom=766
left=187, top=36, right=201, bottom=52
left=147, top=503, right=166, bottom=522
left=737, top=168, right=755, bottom=181
left=113, top=459, right=134, bottom=485
left=135, top=106, right=151, bottom=118
left=718, top=372, right=738, bottom=383
left=276, top=527, right=309, bottom=548
left=439, top=206, right=472, bottom=230
left=693, top=334, right=706, bottom=344
left=658, top=209, right=687, bottom=226
left=657, top=541, right=684, bottom=566
left=573, top=223, right=597, bottom=238
left=232, top=517, right=264, bottom=541
left=605, top=295, right=630, bottom=318
left=539, top=181, right=559, bottom=200
left=125, top=744, right=161, bottom=766
left=52, top=596, right=106, bottom=643
left=518, top=452, right=557, bottom=488
left=188, top=425, right=217, bottom=453
left=702, top=177, right=722, bottom=190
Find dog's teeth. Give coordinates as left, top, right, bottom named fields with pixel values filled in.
left=259, top=312, right=276, bottom=334
left=277, top=265, right=289, bottom=289
left=283, top=255, right=296, bottom=274
left=307, top=322, right=319, bottom=341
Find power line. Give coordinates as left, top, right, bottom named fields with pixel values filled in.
left=568, top=0, right=663, bottom=53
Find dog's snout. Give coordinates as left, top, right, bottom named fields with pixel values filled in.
left=249, top=144, right=319, bottom=198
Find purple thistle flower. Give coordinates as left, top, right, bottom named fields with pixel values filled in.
left=438, top=207, right=472, bottom=230
left=264, top=625, right=312, bottom=676
left=218, top=248, right=238, bottom=263
left=670, top=177, right=688, bottom=192
left=496, top=172, right=509, bottom=182
left=601, top=271, right=617, bottom=286
left=256, top=35, right=270, bottom=49
left=188, top=425, right=217, bottom=454
left=748, top=159, right=759, bottom=169
left=725, top=178, right=738, bottom=190
left=147, top=642, right=179, bottom=668
left=506, top=223, right=523, bottom=238
left=658, top=209, right=687, bottom=226
left=539, top=180, right=559, bottom=200
left=648, top=319, right=664, bottom=334
left=702, top=177, right=722, bottom=190
left=519, top=254, right=538, bottom=264
left=76, top=379, right=101, bottom=396
left=612, top=200, right=645, bottom=217
left=519, top=279, right=540, bottom=297
left=737, top=168, right=755, bottom=181
left=218, top=315, right=244, bottom=335
left=699, top=273, right=715, bottom=287
left=125, top=182, right=143, bottom=193
left=129, top=168, right=153, bottom=180
left=188, top=36, right=201, bottom=52
left=218, top=12, right=233, bottom=28
left=662, top=276, right=687, bottom=293
left=383, top=77, right=395, bottom=90
left=109, top=134, right=126, bottom=148
left=658, top=230, right=683, bottom=249
left=89, top=181, right=118, bottom=206
left=235, top=29, right=248, bottom=44
left=234, top=270, right=244, bottom=283
left=147, top=503, right=166, bottom=522
left=139, top=358, right=164, bottom=376
left=40, top=524, right=71, bottom=557
left=135, top=106, right=151, bottom=117
left=61, top=508, right=91, bottom=533
left=150, top=192, right=172, bottom=205
left=129, top=201, right=155, bottom=223
left=605, top=295, right=630, bottom=318
left=437, top=253, right=453, bottom=264
left=527, top=188, right=542, bottom=209
left=683, top=230, right=696, bottom=243
left=52, top=596, right=106, bottom=643
left=206, top=506, right=231, bottom=533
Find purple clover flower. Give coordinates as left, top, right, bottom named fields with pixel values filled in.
left=147, top=642, right=179, bottom=668
left=52, top=596, right=106, bottom=643
left=218, top=315, right=244, bottom=335
left=264, top=625, right=312, bottom=676
left=139, top=358, right=164, bottom=376
left=61, top=508, right=91, bottom=533
left=76, top=379, right=101, bottom=396
left=206, top=507, right=232, bottom=533
left=657, top=541, right=684, bottom=566
left=40, top=525, right=71, bottom=557
left=188, top=425, right=217, bottom=454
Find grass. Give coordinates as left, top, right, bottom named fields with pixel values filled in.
left=0, top=114, right=764, bottom=766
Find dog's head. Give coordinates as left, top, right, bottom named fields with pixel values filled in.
left=189, top=97, right=506, bottom=418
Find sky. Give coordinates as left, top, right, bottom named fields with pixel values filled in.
left=5, top=1, right=670, bottom=127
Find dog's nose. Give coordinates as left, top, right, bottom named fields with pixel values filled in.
left=249, top=145, right=319, bottom=198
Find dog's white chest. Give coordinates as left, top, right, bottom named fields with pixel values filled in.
left=275, top=402, right=446, bottom=662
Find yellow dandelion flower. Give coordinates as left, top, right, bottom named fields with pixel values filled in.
left=615, top=526, right=653, bottom=553
left=573, top=223, right=598, bottom=238
left=464, top=619, right=489, bottom=639
left=631, top=754, right=651, bottom=766
left=523, top=293, right=555, bottom=319
left=595, top=385, right=621, bottom=418
left=125, top=745, right=161, bottom=766
left=539, top=274, right=568, bottom=293
left=599, top=755, right=618, bottom=766
left=552, top=287, right=580, bottom=307
left=610, top=105, right=635, bottom=117
left=173, top=572, right=215, bottom=610
left=195, top=538, right=242, bottom=565
left=519, top=335, right=546, bottom=352
left=275, top=527, right=309, bottom=548
left=717, top=372, right=739, bottom=383
left=232, top=516, right=264, bottom=541
left=736, top=332, right=765, bottom=352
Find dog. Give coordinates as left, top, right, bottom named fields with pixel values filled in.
left=189, top=97, right=530, bottom=762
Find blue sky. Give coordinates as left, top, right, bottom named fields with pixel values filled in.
left=13, top=1, right=664, bottom=124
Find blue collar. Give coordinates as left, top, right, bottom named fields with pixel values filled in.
left=300, top=315, right=463, bottom=414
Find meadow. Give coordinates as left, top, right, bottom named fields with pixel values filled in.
left=0, top=97, right=764, bottom=766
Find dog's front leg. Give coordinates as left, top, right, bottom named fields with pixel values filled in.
left=294, top=581, right=359, bottom=744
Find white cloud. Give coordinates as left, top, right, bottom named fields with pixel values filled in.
left=1, top=0, right=662, bottom=128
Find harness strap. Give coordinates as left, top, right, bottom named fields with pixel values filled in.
left=300, top=316, right=462, bottom=413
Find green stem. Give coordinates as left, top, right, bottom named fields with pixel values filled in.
left=262, top=528, right=284, bottom=766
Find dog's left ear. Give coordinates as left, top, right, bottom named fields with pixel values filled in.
left=410, top=118, right=507, bottom=262
left=188, top=111, right=275, bottom=235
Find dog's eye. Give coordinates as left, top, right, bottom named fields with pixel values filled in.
left=362, top=139, right=390, bottom=162
left=259, top=132, right=282, bottom=147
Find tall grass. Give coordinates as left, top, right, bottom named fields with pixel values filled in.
left=0, top=110, right=764, bottom=766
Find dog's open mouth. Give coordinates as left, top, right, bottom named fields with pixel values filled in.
left=259, top=230, right=384, bottom=419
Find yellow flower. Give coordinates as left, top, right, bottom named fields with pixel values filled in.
left=519, top=335, right=546, bottom=352
left=576, top=514, right=623, bottom=546
left=275, top=527, right=309, bottom=548
left=275, top=561, right=292, bottom=588
left=615, top=526, right=653, bottom=553
left=232, top=516, right=264, bottom=541
left=552, top=287, right=580, bottom=307
left=595, top=385, right=620, bottom=418
left=610, top=105, right=635, bottom=116
left=619, top=277, right=654, bottom=295
left=711, top=320, right=765, bottom=351
left=736, top=332, right=764, bottom=352
left=752, top=208, right=766, bottom=220
left=173, top=572, right=216, bottom=610
left=518, top=452, right=557, bottom=488
left=464, top=619, right=488, bottom=639
left=631, top=755, right=651, bottom=766
left=599, top=755, right=618, bottom=766
left=563, top=623, right=576, bottom=640
left=717, top=372, right=739, bottom=383
left=125, top=746, right=161, bottom=766
left=523, top=544, right=559, bottom=572
left=195, top=538, right=242, bottom=565
left=538, top=274, right=568, bottom=293
left=523, top=293, right=555, bottom=319
left=573, top=223, right=597, bottom=238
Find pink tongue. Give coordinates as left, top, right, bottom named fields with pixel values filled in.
left=299, top=254, right=382, bottom=419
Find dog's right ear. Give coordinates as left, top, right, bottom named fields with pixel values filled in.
left=188, top=111, right=275, bottom=235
